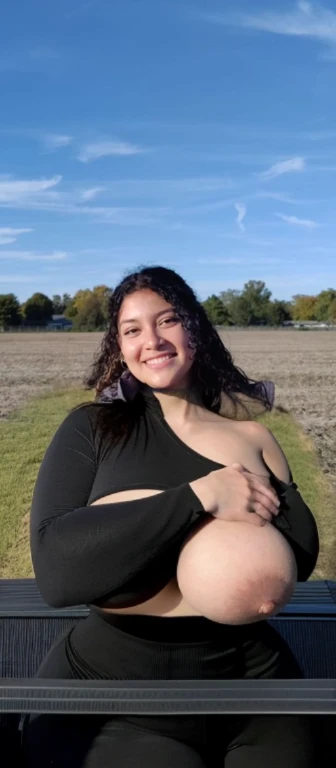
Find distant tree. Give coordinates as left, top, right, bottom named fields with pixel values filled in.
left=52, top=294, right=64, bottom=314
left=327, top=298, right=336, bottom=323
left=292, top=295, right=317, bottom=321
left=22, top=293, right=53, bottom=326
left=64, top=301, right=77, bottom=319
left=92, top=285, right=113, bottom=322
left=0, top=293, right=22, bottom=327
left=71, top=294, right=106, bottom=331
left=202, top=295, right=231, bottom=325
left=219, top=289, right=241, bottom=314
left=315, top=289, right=336, bottom=322
left=240, top=280, right=272, bottom=324
left=52, top=293, right=74, bottom=315
left=64, top=286, right=112, bottom=325
left=266, top=300, right=292, bottom=326
left=220, top=281, right=272, bottom=325
left=62, top=293, right=72, bottom=309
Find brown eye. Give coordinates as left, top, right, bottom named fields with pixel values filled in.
left=162, top=316, right=178, bottom=324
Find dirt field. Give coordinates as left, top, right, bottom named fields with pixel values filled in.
left=1, top=329, right=336, bottom=488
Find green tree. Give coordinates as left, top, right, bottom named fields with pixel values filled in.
left=266, top=300, right=292, bottom=326
left=202, top=295, right=231, bottom=325
left=0, top=293, right=22, bottom=328
left=92, top=285, right=113, bottom=322
left=71, top=294, right=106, bottom=330
left=240, top=280, right=272, bottom=324
left=220, top=281, right=272, bottom=325
left=52, top=295, right=64, bottom=314
left=315, top=289, right=336, bottom=322
left=292, top=295, right=317, bottom=321
left=64, top=286, right=112, bottom=324
left=22, top=293, right=53, bottom=326
left=327, top=298, right=336, bottom=323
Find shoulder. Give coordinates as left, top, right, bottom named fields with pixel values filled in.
left=48, top=403, right=97, bottom=446
left=236, top=420, right=292, bottom=484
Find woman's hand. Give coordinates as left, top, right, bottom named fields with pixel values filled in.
left=190, top=463, right=280, bottom=527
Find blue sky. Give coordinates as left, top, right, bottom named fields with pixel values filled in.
left=1, top=0, right=336, bottom=303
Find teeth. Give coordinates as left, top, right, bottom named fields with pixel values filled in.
left=146, top=355, right=173, bottom=366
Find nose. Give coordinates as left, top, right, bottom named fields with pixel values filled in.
left=143, top=326, right=165, bottom=349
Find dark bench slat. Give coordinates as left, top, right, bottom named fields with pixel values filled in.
left=1, top=679, right=336, bottom=715
left=1, top=579, right=336, bottom=616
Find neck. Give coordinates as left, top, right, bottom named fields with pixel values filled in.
left=141, top=383, right=204, bottom=423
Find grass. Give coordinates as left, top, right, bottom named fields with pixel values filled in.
left=0, top=390, right=334, bottom=579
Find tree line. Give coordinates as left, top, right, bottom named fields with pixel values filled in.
left=0, top=281, right=336, bottom=330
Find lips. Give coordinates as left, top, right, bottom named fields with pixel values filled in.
left=144, top=353, right=176, bottom=366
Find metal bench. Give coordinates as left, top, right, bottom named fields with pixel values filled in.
left=1, top=579, right=336, bottom=764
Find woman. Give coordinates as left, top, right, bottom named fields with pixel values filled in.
left=23, top=265, right=319, bottom=768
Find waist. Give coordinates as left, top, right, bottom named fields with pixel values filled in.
left=91, top=606, right=231, bottom=642
left=66, top=608, right=301, bottom=682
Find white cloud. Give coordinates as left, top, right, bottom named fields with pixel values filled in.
left=259, top=157, right=306, bottom=180
left=0, top=250, right=67, bottom=261
left=80, top=186, right=105, bottom=201
left=234, top=202, right=247, bottom=232
left=43, top=134, right=73, bottom=150
left=276, top=213, right=319, bottom=228
left=0, top=227, right=33, bottom=236
left=201, top=3, right=336, bottom=47
left=77, top=140, right=144, bottom=163
left=0, top=175, right=62, bottom=203
left=240, top=2, right=336, bottom=44
left=0, top=227, right=32, bottom=245
left=79, top=205, right=168, bottom=225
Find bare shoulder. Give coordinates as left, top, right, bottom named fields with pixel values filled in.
left=234, top=420, right=292, bottom=483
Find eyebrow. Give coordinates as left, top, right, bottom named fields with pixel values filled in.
left=120, top=309, right=174, bottom=326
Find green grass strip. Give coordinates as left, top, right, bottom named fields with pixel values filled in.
left=0, top=390, right=334, bottom=579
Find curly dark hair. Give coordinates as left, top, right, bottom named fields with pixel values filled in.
left=79, top=265, right=272, bottom=447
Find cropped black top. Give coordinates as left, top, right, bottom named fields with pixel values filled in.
left=30, top=388, right=319, bottom=608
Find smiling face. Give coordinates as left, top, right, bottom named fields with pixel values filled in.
left=117, top=288, right=195, bottom=390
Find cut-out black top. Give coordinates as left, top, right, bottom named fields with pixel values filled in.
left=30, top=388, right=319, bottom=608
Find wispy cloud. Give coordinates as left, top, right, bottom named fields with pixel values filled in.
left=77, top=140, right=145, bottom=163
left=240, top=2, right=336, bottom=44
left=0, top=250, right=67, bottom=262
left=276, top=213, right=319, bottom=228
left=80, top=186, right=105, bottom=201
left=43, top=134, right=73, bottom=151
left=0, top=227, right=33, bottom=245
left=78, top=206, right=168, bottom=225
left=201, top=2, right=336, bottom=49
left=254, top=191, right=303, bottom=204
left=0, top=175, right=62, bottom=203
left=234, top=202, right=247, bottom=232
left=259, top=157, right=306, bottom=180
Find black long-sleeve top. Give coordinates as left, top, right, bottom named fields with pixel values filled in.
left=30, top=388, right=319, bottom=608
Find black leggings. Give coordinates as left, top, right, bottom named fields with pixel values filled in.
left=22, top=610, right=317, bottom=767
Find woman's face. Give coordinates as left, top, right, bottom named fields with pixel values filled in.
left=117, top=289, right=195, bottom=390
